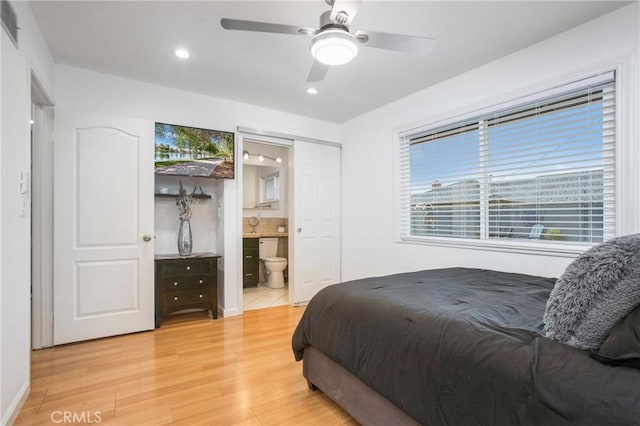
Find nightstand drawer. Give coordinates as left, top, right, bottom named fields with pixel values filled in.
left=163, top=290, right=210, bottom=307
left=160, top=276, right=210, bottom=291
left=158, top=259, right=214, bottom=277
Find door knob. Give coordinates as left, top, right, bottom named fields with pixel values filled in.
left=297, top=228, right=302, bottom=233
left=143, top=234, right=152, bottom=242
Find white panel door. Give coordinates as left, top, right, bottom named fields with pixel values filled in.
left=292, top=140, right=341, bottom=304
left=53, top=110, right=154, bottom=345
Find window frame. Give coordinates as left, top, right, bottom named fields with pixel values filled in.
left=393, top=68, right=628, bottom=257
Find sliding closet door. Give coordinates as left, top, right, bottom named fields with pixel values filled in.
left=291, top=140, right=341, bottom=304
left=53, top=110, right=154, bottom=345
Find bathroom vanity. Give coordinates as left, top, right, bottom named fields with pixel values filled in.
left=242, top=238, right=259, bottom=288
left=242, top=234, right=288, bottom=288
left=154, top=253, right=221, bottom=327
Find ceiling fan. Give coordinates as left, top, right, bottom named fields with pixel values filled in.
left=220, top=0, right=436, bottom=83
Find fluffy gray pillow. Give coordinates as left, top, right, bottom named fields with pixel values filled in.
left=543, top=234, right=640, bottom=350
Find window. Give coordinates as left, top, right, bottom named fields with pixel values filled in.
left=399, top=72, right=615, bottom=246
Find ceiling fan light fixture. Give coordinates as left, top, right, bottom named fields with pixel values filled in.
left=311, top=29, right=358, bottom=66
left=174, top=48, right=190, bottom=59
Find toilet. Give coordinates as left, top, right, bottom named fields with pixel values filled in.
left=259, top=238, right=287, bottom=289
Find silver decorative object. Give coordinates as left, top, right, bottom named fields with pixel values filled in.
left=176, top=181, right=194, bottom=256
left=177, top=219, right=192, bottom=256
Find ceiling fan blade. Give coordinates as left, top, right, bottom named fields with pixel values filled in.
left=355, top=29, right=436, bottom=54
left=306, top=61, right=329, bottom=83
left=330, top=0, right=362, bottom=25
left=220, top=18, right=315, bottom=36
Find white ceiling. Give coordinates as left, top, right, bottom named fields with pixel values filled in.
left=30, top=1, right=628, bottom=123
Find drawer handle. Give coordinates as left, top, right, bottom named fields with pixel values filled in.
left=245, top=255, right=253, bottom=259
left=173, top=282, right=178, bottom=286
left=198, top=279, right=203, bottom=284
left=186, top=266, right=191, bottom=271
left=199, top=294, right=204, bottom=299
left=173, top=296, right=178, bottom=301
left=245, top=273, right=253, bottom=277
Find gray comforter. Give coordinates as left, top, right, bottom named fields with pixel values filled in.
left=292, top=268, right=640, bottom=425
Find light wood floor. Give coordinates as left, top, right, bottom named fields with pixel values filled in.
left=15, top=306, right=357, bottom=425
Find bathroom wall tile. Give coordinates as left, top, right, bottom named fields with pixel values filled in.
left=243, top=217, right=288, bottom=234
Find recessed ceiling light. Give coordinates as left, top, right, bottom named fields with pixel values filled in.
left=175, top=48, right=190, bottom=59
left=306, top=87, right=318, bottom=95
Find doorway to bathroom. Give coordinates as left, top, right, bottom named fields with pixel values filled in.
left=241, top=139, right=290, bottom=311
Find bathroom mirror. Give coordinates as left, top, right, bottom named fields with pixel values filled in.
left=243, top=164, right=280, bottom=209
left=262, top=172, right=279, bottom=202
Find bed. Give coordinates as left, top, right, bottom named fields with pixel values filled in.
left=292, top=267, right=640, bottom=425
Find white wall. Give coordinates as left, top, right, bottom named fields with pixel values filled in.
left=340, top=4, right=640, bottom=282
left=54, top=65, right=339, bottom=317
left=154, top=176, right=223, bottom=255
left=0, top=2, right=55, bottom=423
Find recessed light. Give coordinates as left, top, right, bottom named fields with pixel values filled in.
left=175, top=48, right=190, bottom=59
left=306, top=87, right=318, bottom=95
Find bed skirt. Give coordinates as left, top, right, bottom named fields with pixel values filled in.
left=303, top=347, right=421, bottom=425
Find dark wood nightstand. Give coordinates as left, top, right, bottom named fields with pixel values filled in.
left=154, top=253, right=221, bottom=327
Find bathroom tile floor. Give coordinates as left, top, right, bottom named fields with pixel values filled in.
left=243, top=283, right=288, bottom=311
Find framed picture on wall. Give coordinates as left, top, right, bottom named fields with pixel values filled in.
left=154, top=122, right=235, bottom=179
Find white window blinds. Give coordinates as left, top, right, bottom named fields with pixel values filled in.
left=399, top=72, right=615, bottom=244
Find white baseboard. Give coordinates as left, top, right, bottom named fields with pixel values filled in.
left=2, top=381, right=29, bottom=425
left=221, top=306, right=241, bottom=317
